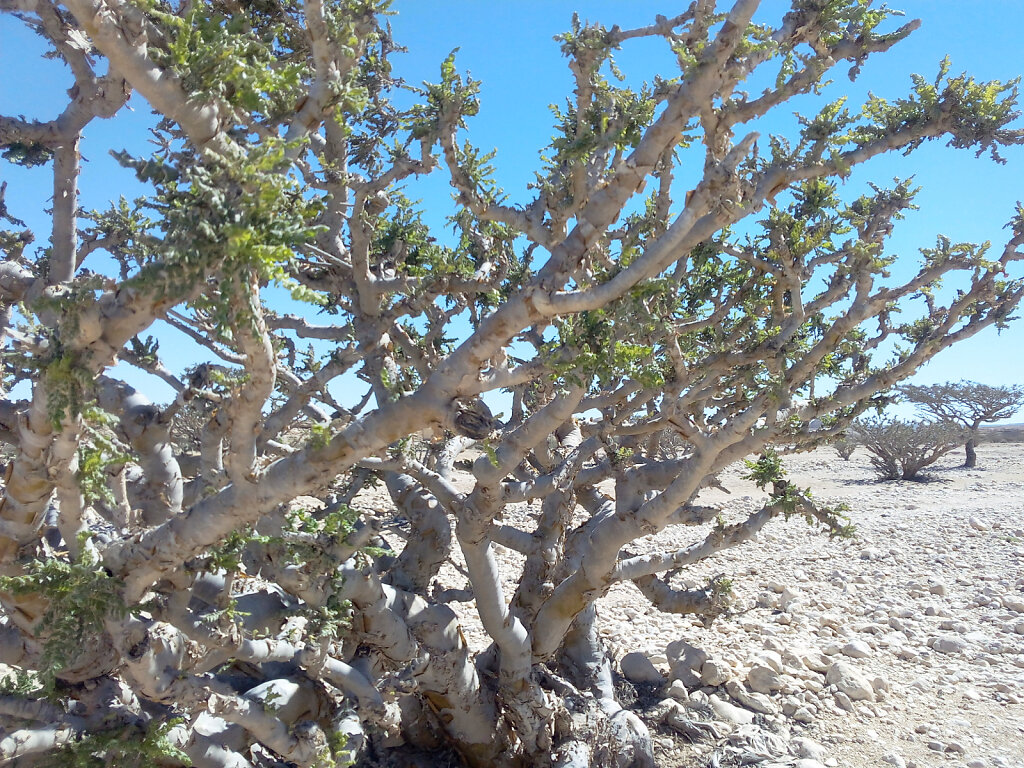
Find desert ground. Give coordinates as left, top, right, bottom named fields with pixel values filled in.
left=362, top=441, right=1024, bottom=768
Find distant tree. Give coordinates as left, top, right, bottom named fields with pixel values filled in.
left=900, top=381, right=1024, bottom=467
left=2, top=1, right=1024, bottom=766
left=855, top=417, right=965, bottom=480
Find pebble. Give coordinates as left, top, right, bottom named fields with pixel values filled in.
left=1003, top=596, right=1024, bottom=613
left=708, top=694, right=755, bottom=725
left=700, top=658, right=731, bottom=687
left=969, top=516, right=991, bottom=531
left=842, top=640, right=873, bottom=658
left=620, top=652, right=665, bottom=684
left=664, top=679, right=689, bottom=701
left=792, top=737, right=828, bottom=761
left=930, top=635, right=969, bottom=655
left=725, top=679, right=777, bottom=715
left=746, top=664, right=783, bottom=694
left=666, top=639, right=708, bottom=686
left=825, top=661, right=876, bottom=701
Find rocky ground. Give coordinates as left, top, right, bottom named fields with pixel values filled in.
left=599, top=443, right=1024, bottom=768
left=367, top=442, right=1024, bottom=768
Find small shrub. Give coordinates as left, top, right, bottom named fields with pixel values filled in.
left=854, top=417, right=965, bottom=480
left=831, top=435, right=857, bottom=461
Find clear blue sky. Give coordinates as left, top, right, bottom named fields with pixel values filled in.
left=2, top=2, right=1023, bottom=419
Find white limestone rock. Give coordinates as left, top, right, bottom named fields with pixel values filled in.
left=824, top=661, right=875, bottom=702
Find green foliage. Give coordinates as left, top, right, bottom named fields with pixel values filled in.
left=851, top=59, right=1022, bottom=160
left=42, top=718, right=188, bottom=768
left=205, top=526, right=271, bottom=575
left=2, top=141, right=54, bottom=167
left=0, top=545, right=126, bottom=690
left=77, top=407, right=131, bottom=508
left=134, top=0, right=309, bottom=120
left=373, top=192, right=469, bottom=279
left=308, top=423, right=333, bottom=450
left=279, top=506, right=358, bottom=641
left=115, top=137, right=326, bottom=330
left=0, top=667, right=42, bottom=697
left=128, top=335, right=161, bottom=366
left=742, top=448, right=785, bottom=490
left=546, top=309, right=666, bottom=390
left=41, top=348, right=93, bottom=430
left=320, top=729, right=353, bottom=768
left=483, top=439, right=499, bottom=467
left=408, top=49, right=481, bottom=139
left=81, top=198, right=158, bottom=276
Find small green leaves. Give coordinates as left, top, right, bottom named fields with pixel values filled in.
left=77, top=408, right=131, bottom=508
left=42, top=348, right=93, bottom=429
left=42, top=717, right=189, bottom=768
left=139, top=0, right=309, bottom=120
left=0, top=547, right=126, bottom=691
left=408, top=50, right=481, bottom=139
left=2, top=141, right=54, bottom=168
left=742, top=447, right=785, bottom=490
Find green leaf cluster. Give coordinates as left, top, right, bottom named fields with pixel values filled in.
left=741, top=447, right=785, bottom=490
left=407, top=50, right=481, bottom=139
left=76, top=408, right=131, bottom=508
left=138, top=0, right=308, bottom=120
left=0, top=546, right=126, bottom=690
left=42, top=718, right=188, bottom=768
left=117, top=138, right=326, bottom=328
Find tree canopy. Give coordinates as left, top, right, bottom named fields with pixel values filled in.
left=1, top=1, right=1023, bottom=766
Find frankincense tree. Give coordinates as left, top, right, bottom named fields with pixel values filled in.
left=900, top=380, right=1024, bottom=467
left=1, top=1, right=1024, bottom=766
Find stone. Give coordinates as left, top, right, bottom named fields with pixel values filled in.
left=825, top=661, right=875, bottom=701
left=700, top=659, right=731, bottom=687
left=792, top=737, right=828, bottom=761
left=795, top=761, right=826, bottom=768
left=666, top=639, right=708, bottom=686
left=780, top=587, right=804, bottom=611
left=746, top=664, right=783, bottom=694
left=842, top=640, right=872, bottom=659
left=665, top=679, right=689, bottom=701
left=1003, top=596, right=1024, bottom=613
left=755, top=649, right=785, bottom=672
left=708, top=694, right=755, bottom=725
left=969, top=516, right=991, bottom=531
left=620, top=652, right=664, bottom=684
left=929, top=635, right=969, bottom=654
left=725, top=679, right=777, bottom=715
left=882, top=753, right=906, bottom=768
left=802, top=649, right=832, bottom=673
left=833, top=690, right=856, bottom=712
left=793, top=706, right=815, bottom=723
